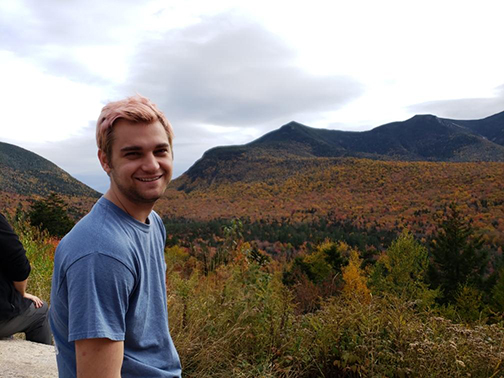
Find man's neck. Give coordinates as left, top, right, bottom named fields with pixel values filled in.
left=103, top=190, right=154, bottom=224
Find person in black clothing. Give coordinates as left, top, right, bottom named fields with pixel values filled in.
left=0, top=213, right=52, bottom=344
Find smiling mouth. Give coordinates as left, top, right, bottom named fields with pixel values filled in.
left=136, top=175, right=163, bottom=182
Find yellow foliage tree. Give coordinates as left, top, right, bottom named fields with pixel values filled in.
left=342, top=249, right=371, bottom=304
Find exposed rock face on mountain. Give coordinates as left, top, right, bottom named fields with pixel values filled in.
left=0, top=142, right=100, bottom=198
left=173, top=111, right=504, bottom=192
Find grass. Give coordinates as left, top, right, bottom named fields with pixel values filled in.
left=13, top=219, right=56, bottom=302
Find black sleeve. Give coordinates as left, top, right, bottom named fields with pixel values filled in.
left=0, top=214, right=31, bottom=281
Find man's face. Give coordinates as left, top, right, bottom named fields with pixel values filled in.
left=99, top=119, right=173, bottom=207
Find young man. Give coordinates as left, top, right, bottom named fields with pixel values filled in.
left=0, top=213, right=52, bottom=345
left=50, top=95, right=181, bottom=377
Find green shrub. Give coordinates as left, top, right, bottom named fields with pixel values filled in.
left=371, top=230, right=438, bottom=309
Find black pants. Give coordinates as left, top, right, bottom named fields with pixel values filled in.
left=0, top=302, right=52, bottom=345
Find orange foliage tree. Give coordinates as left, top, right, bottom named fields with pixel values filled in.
left=342, top=248, right=371, bottom=304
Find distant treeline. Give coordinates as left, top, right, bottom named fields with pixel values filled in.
left=164, top=214, right=401, bottom=258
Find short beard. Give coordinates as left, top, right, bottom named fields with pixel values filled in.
left=111, top=172, right=167, bottom=204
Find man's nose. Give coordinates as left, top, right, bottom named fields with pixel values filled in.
left=142, top=153, right=160, bottom=171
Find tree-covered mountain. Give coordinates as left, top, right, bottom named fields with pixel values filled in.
left=451, top=110, right=504, bottom=146
left=173, top=111, right=504, bottom=192
left=157, top=110, right=504, bottom=250
left=0, top=142, right=100, bottom=214
left=252, top=111, right=504, bottom=160
left=0, top=141, right=100, bottom=198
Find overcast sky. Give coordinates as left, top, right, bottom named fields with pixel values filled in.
left=1, top=0, right=503, bottom=193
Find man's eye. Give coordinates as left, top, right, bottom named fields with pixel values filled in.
left=155, top=149, right=169, bottom=155
left=125, top=152, right=140, bottom=157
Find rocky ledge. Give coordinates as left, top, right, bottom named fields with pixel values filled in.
left=0, top=339, right=57, bottom=378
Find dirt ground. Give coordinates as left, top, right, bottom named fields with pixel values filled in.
left=0, top=339, right=57, bottom=378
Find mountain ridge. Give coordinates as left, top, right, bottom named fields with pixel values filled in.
left=174, top=110, right=504, bottom=193
left=0, top=141, right=100, bottom=216
left=0, top=141, right=100, bottom=198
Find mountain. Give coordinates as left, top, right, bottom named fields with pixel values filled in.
left=246, top=112, right=504, bottom=161
left=159, top=112, right=504, bottom=248
left=0, top=142, right=100, bottom=211
left=363, top=114, right=504, bottom=161
left=447, top=111, right=504, bottom=146
left=173, top=111, right=504, bottom=192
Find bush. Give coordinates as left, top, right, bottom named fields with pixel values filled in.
left=27, top=192, right=75, bottom=238
left=371, top=230, right=438, bottom=309
left=167, top=260, right=294, bottom=377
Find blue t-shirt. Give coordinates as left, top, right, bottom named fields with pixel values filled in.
left=50, top=197, right=181, bottom=377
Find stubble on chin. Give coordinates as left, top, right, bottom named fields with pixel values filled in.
left=117, top=180, right=168, bottom=204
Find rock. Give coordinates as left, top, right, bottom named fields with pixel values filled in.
left=0, top=339, right=57, bottom=377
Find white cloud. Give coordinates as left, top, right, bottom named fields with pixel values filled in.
left=0, top=51, right=105, bottom=143
left=408, top=85, right=504, bottom=120
left=125, top=14, right=363, bottom=128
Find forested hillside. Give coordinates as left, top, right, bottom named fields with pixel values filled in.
left=160, top=158, right=504, bottom=248
left=165, top=111, right=504, bottom=249
left=0, top=141, right=100, bottom=217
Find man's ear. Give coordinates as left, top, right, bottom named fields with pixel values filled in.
left=98, top=150, right=112, bottom=175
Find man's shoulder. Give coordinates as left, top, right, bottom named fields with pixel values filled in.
left=64, top=197, right=130, bottom=237
left=56, top=200, right=133, bottom=264
left=60, top=205, right=108, bottom=244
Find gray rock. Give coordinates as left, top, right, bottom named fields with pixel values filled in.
left=0, top=339, right=57, bottom=378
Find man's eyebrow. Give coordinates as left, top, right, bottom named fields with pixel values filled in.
left=120, top=146, right=142, bottom=152
left=120, top=143, right=170, bottom=152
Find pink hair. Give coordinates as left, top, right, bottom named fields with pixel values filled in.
left=96, top=95, right=174, bottom=159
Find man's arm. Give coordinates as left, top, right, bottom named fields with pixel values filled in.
left=66, top=255, right=134, bottom=377
left=13, top=279, right=43, bottom=308
left=12, top=279, right=27, bottom=295
left=75, top=338, right=124, bottom=378
left=0, top=214, right=43, bottom=306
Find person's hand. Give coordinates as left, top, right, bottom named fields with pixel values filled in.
left=23, top=293, right=43, bottom=308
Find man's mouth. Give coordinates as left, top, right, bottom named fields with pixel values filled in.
left=136, top=175, right=163, bottom=182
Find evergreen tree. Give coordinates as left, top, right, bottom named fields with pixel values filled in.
left=322, top=240, right=348, bottom=273
left=371, top=231, right=437, bottom=308
left=283, top=241, right=349, bottom=286
left=28, top=192, right=75, bottom=237
left=428, top=203, right=487, bottom=303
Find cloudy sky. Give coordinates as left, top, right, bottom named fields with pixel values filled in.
left=1, top=0, right=503, bottom=193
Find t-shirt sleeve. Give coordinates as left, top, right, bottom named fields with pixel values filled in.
left=66, top=253, right=136, bottom=342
